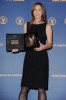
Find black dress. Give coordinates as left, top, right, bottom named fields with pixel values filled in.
left=21, top=22, right=49, bottom=90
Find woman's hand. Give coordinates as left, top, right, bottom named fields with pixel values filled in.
left=12, top=49, right=19, bottom=53
left=34, top=41, right=45, bottom=51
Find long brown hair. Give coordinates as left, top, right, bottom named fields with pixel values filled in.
left=29, top=2, right=47, bottom=28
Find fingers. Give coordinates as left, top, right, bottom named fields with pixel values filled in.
left=34, top=47, right=41, bottom=51
left=34, top=41, right=44, bottom=51
left=12, top=49, right=19, bottom=53
left=39, top=41, right=41, bottom=45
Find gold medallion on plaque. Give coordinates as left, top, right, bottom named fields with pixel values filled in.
left=16, top=17, right=24, bottom=25
left=0, top=16, right=8, bottom=24
left=25, top=34, right=37, bottom=47
left=48, top=17, right=56, bottom=25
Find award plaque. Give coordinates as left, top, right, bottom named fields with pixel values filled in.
left=6, top=34, right=24, bottom=51
left=6, top=32, right=39, bottom=52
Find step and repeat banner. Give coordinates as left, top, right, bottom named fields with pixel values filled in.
left=0, top=0, right=66, bottom=100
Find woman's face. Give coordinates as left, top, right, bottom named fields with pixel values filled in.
left=33, top=5, right=43, bottom=19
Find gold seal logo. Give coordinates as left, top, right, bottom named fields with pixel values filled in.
left=52, top=0, right=66, bottom=1
left=0, top=16, right=8, bottom=24
left=0, top=43, right=3, bottom=46
left=16, top=17, right=24, bottom=25
left=64, top=18, right=66, bottom=24
left=48, top=17, right=56, bottom=25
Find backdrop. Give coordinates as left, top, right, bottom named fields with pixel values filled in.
left=0, top=0, right=66, bottom=100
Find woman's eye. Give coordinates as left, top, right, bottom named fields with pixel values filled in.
left=34, top=9, right=37, bottom=11
left=39, top=9, right=41, bottom=11
left=34, top=9, right=42, bottom=11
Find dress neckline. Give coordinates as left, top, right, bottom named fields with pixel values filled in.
left=32, top=22, right=46, bottom=25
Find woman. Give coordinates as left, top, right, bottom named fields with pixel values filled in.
left=12, top=2, right=52, bottom=100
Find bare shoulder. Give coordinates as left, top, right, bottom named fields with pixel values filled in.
left=23, top=22, right=27, bottom=27
left=23, top=22, right=27, bottom=33
left=46, top=23, right=52, bottom=36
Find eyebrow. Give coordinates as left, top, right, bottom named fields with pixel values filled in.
left=34, top=8, right=42, bottom=10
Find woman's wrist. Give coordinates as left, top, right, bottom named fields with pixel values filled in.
left=43, top=45, right=46, bottom=50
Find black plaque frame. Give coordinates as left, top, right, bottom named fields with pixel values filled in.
left=6, top=32, right=39, bottom=52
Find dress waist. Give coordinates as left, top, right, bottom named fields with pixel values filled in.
left=26, top=49, right=47, bottom=55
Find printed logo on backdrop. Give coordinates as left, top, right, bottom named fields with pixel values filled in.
left=0, top=43, right=3, bottom=46
left=4, top=0, right=24, bottom=1
left=0, top=16, right=8, bottom=24
left=64, top=18, right=66, bottom=24
left=48, top=17, right=56, bottom=25
left=16, top=17, right=24, bottom=25
left=52, top=0, right=66, bottom=1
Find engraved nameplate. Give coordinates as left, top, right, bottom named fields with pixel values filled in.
left=11, top=40, right=19, bottom=44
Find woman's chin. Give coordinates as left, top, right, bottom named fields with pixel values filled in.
left=35, top=16, right=41, bottom=19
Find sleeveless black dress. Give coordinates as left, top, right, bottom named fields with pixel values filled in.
left=21, top=22, right=49, bottom=90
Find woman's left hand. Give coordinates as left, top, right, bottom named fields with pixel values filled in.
left=34, top=41, right=45, bottom=51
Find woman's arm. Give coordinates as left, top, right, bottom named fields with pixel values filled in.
left=23, top=22, right=27, bottom=33
left=34, top=23, right=53, bottom=51
left=45, top=23, right=53, bottom=49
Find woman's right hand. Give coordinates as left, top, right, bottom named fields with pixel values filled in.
left=12, top=49, right=19, bottom=53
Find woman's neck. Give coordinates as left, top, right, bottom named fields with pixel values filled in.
left=33, top=18, right=42, bottom=24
